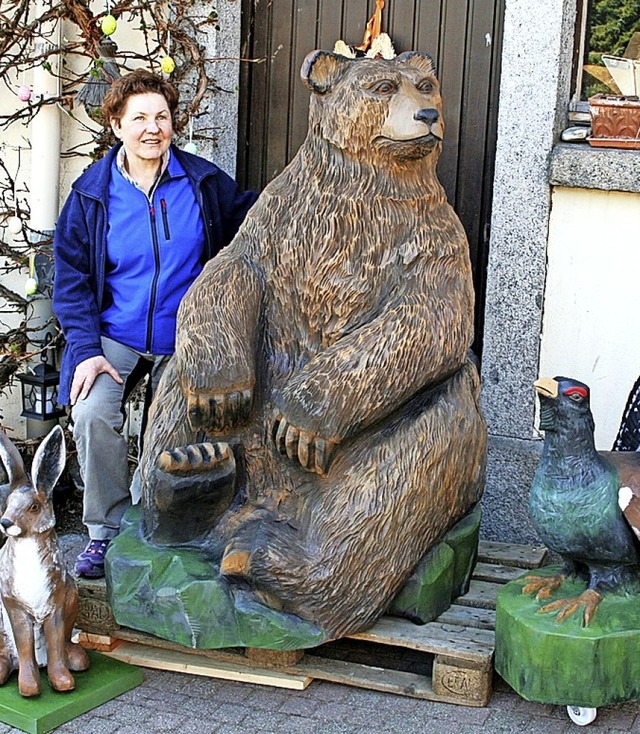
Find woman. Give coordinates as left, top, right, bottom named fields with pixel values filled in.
left=53, top=69, right=257, bottom=578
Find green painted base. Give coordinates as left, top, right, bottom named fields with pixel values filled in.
left=0, top=651, right=143, bottom=734
left=107, top=506, right=326, bottom=651
left=107, top=504, right=481, bottom=650
left=388, top=504, right=481, bottom=623
left=496, top=566, right=640, bottom=708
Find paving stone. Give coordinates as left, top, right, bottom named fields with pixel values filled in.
left=484, top=710, right=570, bottom=733
left=54, top=715, right=121, bottom=734
left=241, top=709, right=320, bottom=733
left=313, top=700, right=394, bottom=728
left=299, top=681, right=352, bottom=703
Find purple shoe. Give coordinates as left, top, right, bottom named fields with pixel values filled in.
left=75, top=539, right=110, bottom=578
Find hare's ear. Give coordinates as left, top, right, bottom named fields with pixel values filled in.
left=31, top=425, right=66, bottom=498
left=0, top=429, right=28, bottom=488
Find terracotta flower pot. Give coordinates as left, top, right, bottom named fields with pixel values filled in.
left=588, top=93, right=640, bottom=149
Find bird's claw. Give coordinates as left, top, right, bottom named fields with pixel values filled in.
left=520, top=573, right=564, bottom=601
left=272, top=413, right=337, bottom=475
left=537, top=588, right=603, bottom=626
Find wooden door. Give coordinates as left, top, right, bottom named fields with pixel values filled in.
left=237, top=0, right=504, bottom=351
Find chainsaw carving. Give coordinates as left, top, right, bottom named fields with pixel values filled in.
left=137, top=49, right=487, bottom=639
left=0, top=426, right=89, bottom=696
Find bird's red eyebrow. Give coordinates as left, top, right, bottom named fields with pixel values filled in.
left=564, top=386, right=588, bottom=397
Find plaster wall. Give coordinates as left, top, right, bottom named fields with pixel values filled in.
left=539, top=186, right=640, bottom=449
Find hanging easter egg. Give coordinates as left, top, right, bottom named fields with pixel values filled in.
left=101, top=14, right=117, bottom=36
left=183, top=142, right=198, bottom=155
left=161, top=55, right=176, bottom=75
left=7, top=216, right=22, bottom=234
left=17, top=85, right=31, bottom=102
left=24, top=277, right=38, bottom=297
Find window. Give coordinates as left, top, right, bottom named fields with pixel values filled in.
left=571, top=0, right=640, bottom=117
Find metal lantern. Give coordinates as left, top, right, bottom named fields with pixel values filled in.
left=16, top=337, right=65, bottom=421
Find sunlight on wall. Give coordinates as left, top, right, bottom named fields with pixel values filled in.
left=539, top=186, right=640, bottom=449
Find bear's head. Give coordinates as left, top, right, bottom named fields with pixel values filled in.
left=301, top=50, right=443, bottom=165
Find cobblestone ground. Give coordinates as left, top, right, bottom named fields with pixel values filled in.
left=2, top=534, right=625, bottom=733
left=0, top=669, right=637, bottom=734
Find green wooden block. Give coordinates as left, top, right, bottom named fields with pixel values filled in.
left=387, top=504, right=482, bottom=624
left=496, top=566, right=640, bottom=708
left=387, top=541, right=454, bottom=622
left=0, top=650, right=143, bottom=734
left=444, top=503, right=482, bottom=597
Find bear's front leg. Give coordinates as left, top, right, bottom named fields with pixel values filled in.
left=172, top=250, right=264, bottom=435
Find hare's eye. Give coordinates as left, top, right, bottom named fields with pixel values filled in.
left=28, top=503, right=40, bottom=513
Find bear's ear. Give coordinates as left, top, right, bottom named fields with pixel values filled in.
left=396, top=51, right=437, bottom=77
left=301, top=50, right=349, bottom=94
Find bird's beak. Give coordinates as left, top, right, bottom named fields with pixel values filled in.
left=534, top=377, right=559, bottom=398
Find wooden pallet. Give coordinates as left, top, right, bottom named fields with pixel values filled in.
left=77, top=540, right=548, bottom=706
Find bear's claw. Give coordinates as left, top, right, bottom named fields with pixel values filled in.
left=272, top=414, right=337, bottom=475
left=157, top=441, right=231, bottom=475
left=186, top=388, right=253, bottom=432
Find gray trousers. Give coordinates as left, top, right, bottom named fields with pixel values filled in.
left=71, top=336, right=170, bottom=540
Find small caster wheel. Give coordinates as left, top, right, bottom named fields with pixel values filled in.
left=567, top=706, right=597, bottom=726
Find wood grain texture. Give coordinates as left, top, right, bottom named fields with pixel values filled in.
left=138, top=52, right=487, bottom=639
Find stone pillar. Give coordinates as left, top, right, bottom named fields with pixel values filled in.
left=479, top=0, right=578, bottom=542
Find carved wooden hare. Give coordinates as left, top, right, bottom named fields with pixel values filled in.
left=0, top=426, right=89, bottom=696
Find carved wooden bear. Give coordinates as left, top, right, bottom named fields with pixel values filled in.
left=139, top=49, right=487, bottom=639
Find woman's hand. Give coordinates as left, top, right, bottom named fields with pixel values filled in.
left=70, top=356, right=123, bottom=405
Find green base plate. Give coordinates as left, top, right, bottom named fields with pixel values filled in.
left=0, top=650, right=143, bottom=734
left=496, top=566, right=640, bottom=707
left=107, top=504, right=481, bottom=650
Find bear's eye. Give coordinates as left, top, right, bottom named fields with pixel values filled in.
left=368, top=80, right=397, bottom=95
left=416, top=79, right=434, bottom=93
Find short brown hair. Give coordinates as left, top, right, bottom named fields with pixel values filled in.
left=101, top=69, right=179, bottom=123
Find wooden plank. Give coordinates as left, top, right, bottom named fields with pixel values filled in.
left=75, top=631, right=122, bottom=652
left=453, top=0, right=497, bottom=273
left=240, top=0, right=271, bottom=190
left=348, top=617, right=494, bottom=666
left=265, top=0, right=296, bottom=184
left=386, top=0, right=416, bottom=53
left=289, top=0, right=318, bottom=158
left=105, top=641, right=312, bottom=690
left=477, top=540, right=549, bottom=569
left=455, top=579, right=503, bottom=611
left=414, top=0, right=443, bottom=58
left=435, top=603, right=496, bottom=630
left=298, top=654, right=487, bottom=706
left=472, top=561, right=529, bottom=584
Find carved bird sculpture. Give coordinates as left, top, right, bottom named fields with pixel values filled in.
left=522, top=376, right=640, bottom=625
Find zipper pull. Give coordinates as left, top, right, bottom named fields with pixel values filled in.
left=160, top=199, right=170, bottom=239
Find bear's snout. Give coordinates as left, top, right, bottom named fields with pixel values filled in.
left=415, top=108, right=439, bottom=126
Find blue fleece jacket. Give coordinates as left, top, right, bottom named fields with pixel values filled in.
left=53, top=143, right=257, bottom=405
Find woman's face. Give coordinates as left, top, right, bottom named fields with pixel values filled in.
left=111, top=92, right=173, bottom=166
